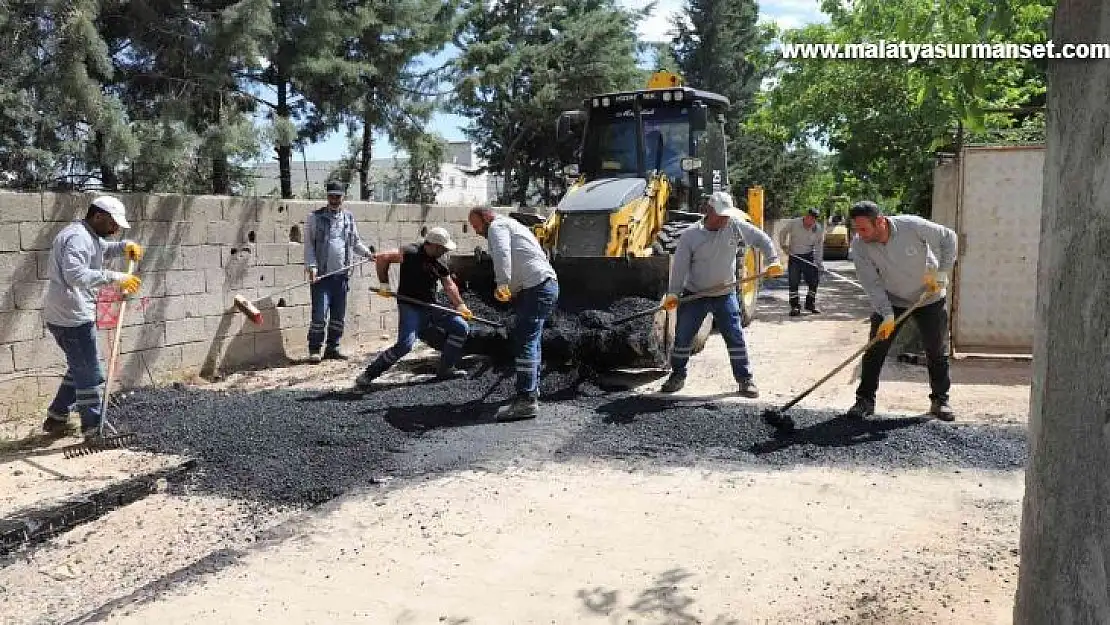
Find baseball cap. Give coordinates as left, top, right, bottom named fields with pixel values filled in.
left=706, top=191, right=734, bottom=214
left=806, top=207, right=820, bottom=218
left=424, top=227, right=457, bottom=251
left=326, top=181, right=346, bottom=196
left=90, top=195, right=130, bottom=229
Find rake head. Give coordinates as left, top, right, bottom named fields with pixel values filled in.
left=61, top=432, right=139, bottom=459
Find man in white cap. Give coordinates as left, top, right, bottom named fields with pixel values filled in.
left=303, top=180, right=374, bottom=363
left=355, top=227, right=475, bottom=388
left=659, top=190, right=784, bottom=397
left=42, top=195, right=143, bottom=440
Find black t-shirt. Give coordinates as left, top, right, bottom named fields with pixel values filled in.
left=397, top=243, right=449, bottom=302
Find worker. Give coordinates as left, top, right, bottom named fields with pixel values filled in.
left=42, top=196, right=143, bottom=440
left=467, top=207, right=559, bottom=421
left=354, top=228, right=473, bottom=388
left=303, top=180, right=374, bottom=363
left=778, top=207, right=825, bottom=316
left=659, top=191, right=784, bottom=398
left=846, top=200, right=958, bottom=421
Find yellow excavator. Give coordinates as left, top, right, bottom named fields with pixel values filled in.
left=449, top=71, right=769, bottom=369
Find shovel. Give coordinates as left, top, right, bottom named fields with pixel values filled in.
left=372, top=287, right=505, bottom=328
left=611, top=270, right=769, bottom=326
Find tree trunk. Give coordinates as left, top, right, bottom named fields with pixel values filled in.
left=211, top=93, right=230, bottom=195
left=359, top=113, right=372, bottom=201
left=276, top=78, right=293, bottom=200
left=95, top=131, right=118, bottom=191
left=1014, top=1, right=1110, bottom=621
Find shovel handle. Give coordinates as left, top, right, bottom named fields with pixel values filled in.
left=387, top=291, right=506, bottom=328
left=777, top=292, right=931, bottom=413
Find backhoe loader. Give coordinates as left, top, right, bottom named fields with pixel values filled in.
left=448, top=71, right=769, bottom=370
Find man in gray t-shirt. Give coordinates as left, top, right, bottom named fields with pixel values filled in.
left=847, top=200, right=958, bottom=421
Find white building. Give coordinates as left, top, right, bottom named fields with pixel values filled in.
left=247, top=141, right=490, bottom=206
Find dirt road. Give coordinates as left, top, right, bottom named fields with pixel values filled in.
left=0, top=262, right=1032, bottom=624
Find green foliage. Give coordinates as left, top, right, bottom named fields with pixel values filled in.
left=769, top=0, right=1052, bottom=214
left=451, top=0, right=648, bottom=205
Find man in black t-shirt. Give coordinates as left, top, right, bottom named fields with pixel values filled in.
left=354, top=228, right=474, bottom=389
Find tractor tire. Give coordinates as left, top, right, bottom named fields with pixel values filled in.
left=653, top=221, right=696, bottom=255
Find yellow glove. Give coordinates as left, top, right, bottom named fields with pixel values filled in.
left=876, top=315, right=897, bottom=340
left=116, top=273, right=141, bottom=295
left=376, top=286, right=394, bottom=298
left=124, top=241, right=144, bottom=261
left=494, top=285, right=512, bottom=303
left=661, top=294, right=679, bottom=311
left=456, top=304, right=474, bottom=320
left=764, top=262, right=784, bottom=278
left=924, top=269, right=947, bottom=294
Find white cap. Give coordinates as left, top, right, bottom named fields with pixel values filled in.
left=424, top=227, right=457, bottom=251
left=706, top=190, right=734, bottom=215
left=90, top=195, right=130, bottom=229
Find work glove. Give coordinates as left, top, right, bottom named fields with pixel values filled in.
left=111, top=272, right=141, bottom=296
left=661, top=294, right=679, bottom=311
left=375, top=286, right=394, bottom=298
left=494, top=284, right=512, bottom=303
left=876, top=315, right=897, bottom=341
left=765, top=262, right=784, bottom=278
left=124, top=241, right=144, bottom=261
left=924, top=269, right=947, bottom=294
left=456, top=304, right=474, bottom=321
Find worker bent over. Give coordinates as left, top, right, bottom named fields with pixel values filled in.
left=303, top=181, right=374, bottom=363
left=660, top=191, right=783, bottom=398
left=355, top=228, right=473, bottom=389
left=42, top=196, right=143, bottom=441
left=847, top=200, right=958, bottom=421
left=778, top=207, right=825, bottom=316
left=469, top=208, right=559, bottom=421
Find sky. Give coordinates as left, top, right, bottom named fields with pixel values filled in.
left=293, top=0, right=829, bottom=163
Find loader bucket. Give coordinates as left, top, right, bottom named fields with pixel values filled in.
left=443, top=252, right=713, bottom=371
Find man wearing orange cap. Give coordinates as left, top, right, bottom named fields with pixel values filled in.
left=42, top=195, right=143, bottom=441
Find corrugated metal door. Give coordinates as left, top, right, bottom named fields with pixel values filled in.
left=952, top=145, right=1043, bottom=353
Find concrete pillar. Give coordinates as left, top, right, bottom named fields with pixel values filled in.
left=1014, top=1, right=1110, bottom=621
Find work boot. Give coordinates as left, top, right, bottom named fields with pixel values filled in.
left=660, top=372, right=686, bottom=393
left=80, top=425, right=103, bottom=442
left=846, top=397, right=875, bottom=420
left=322, top=346, right=349, bottom=361
left=930, top=398, right=955, bottom=422
left=737, top=379, right=759, bottom=398
left=42, top=412, right=73, bottom=436
left=789, top=306, right=801, bottom=317
left=354, top=361, right=388, bottom=391
left=805, top=297, right=821, bottom=314
left=436, top=364, right=468, bottom=381
left=496, top=393, right=539, bottom=422
left=308, top=350, right=322, bottom=364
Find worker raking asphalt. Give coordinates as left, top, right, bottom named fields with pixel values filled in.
left=109, top=359, right=1028, bottom=511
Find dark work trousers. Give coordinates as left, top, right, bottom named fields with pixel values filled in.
left=856, top=298, right=951, bottom=404
left=788, top=253, right=820, bottom=310
left=308, top=273, right=349, bottom=353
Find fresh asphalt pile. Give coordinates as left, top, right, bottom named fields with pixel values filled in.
left=428, top=290, right=668, bottom=370
left=111, top=358, right=1028, bottom=511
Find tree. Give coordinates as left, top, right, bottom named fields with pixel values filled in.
left=452, top=0, right=648, bottom=205
left=1014, top=2, right=1110, bottom=620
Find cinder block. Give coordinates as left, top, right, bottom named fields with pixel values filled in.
left=11, top=338, right=66, bottom=371
left=179, top=340, right=216, bottom=372
left=13, top=280, right=49, bottom=310
left=171, top=245, right=222, bottom=271
left=40, top=192, right=91, bottom=222
left=165, top=270, right=206, bottom=296
left=220, top=334, right=258, bottom=369
left=141, top=296, right=187, bottom=323
left=133, top=271, right=167, bottom=298
left=287, top=245, right=306, bottom=266
left=0, top=228, right=20, bottom=252
left=185, top=196, right=223, bottom=222
left=119, top=323, right=166, bottom=353
left=19, top=221, right=67, bottom=251
left=0, top=192, right=44, bottom=222
left=205, top=312, right=246, bottom=339
left=254, top=244, right=290, bottom=266
left=164, top=317, right=207, bottom=346
left=0, top=311, right=44, bottom=342
left=273, top=305, right=306, bottom=328
left=138, top=194, right=188, bottom=222
left=1, top=252, right=41, bottom=282
left=206, top=221, right=238, bottom=245
left=0, top=344, right=14, bottom=374
left=280, top=327, right=309, bottom=351
left=252, top=330, right=288, bottom=359
left=272, top=264, right=306, bottom=287
left=183, top=292, right=233, bottom=318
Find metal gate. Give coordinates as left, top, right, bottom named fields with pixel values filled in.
left=947, top=145, right=1044, bottom=354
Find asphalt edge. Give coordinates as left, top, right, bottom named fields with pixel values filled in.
left=0, top=458, right=197, bottom=558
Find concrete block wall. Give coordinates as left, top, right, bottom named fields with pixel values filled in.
left=0, top=191, right=493, bottom=420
